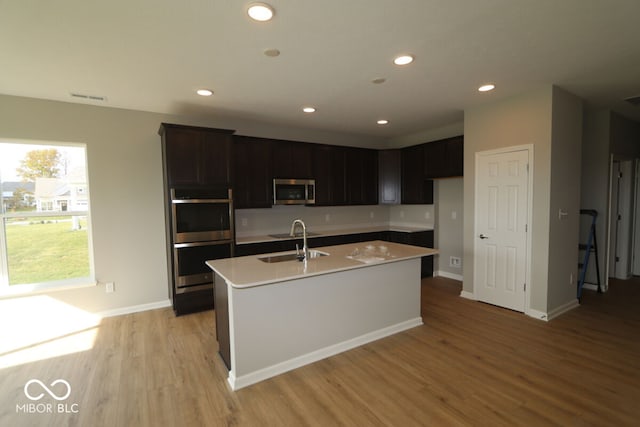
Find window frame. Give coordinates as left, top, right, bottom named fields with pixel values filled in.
left=0, top=139, right=96, bottom=295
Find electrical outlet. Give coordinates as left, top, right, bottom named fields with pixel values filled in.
left=400, top=210, right=405, bottom=219
left=451, top=211, right=457, bottom=220
left=325, top=214, right=330, bottom=222
left=370, top=211, right=374, bottom=219
left=570, top=273, right=573, bottom=285
left=241, top=218, right=248, bottom=227
left=449, top=256, right=462, bottom=268
left=106, top=282, right=115, bottom=293
left=425, top=211, right=431, bottom=220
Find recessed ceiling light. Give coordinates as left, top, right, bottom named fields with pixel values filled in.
left=196, top=89, right=213, bottom=96
left=263, top=48, right=280, bottom=57
left=478, top=84, right=495, bottom=92
left=393, top=55, right=414, bottom=66
left=302, top=107, right=316, bottom=113
left=247, top=3, right=274, bottom=21
left=377, top=119, right=389, bottom=125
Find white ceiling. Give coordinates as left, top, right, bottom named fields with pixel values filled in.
left=2, top=0, right=640, bottom=140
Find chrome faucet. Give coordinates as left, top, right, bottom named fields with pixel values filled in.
left=289, top=219, right=308, bottom=261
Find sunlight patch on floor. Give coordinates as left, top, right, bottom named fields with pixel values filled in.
left=0, top=295, right=101, bottom=369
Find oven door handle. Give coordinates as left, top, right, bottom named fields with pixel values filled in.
left=174, top=240, right=232, bottom=249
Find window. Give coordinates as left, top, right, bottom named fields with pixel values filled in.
left=0, top=141, right=94, bottom=293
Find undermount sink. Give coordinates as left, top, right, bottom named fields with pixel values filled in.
left=258, top=250, right=329, bottom=263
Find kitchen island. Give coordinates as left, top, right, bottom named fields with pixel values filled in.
left=206, top=240, right=437, bottom=390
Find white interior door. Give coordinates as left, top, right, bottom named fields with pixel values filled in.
left=609, top=160, right=620, bottom=277
left=474, top=148, right=530, bottom=312
left=615, top=160, right=634, bottom=279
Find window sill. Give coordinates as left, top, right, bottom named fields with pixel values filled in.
left=0, top=278, right=97, bottom=300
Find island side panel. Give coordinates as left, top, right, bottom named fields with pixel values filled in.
left=213, top=272, right=231, bottom=370
left=228, top=258, right=422, bottom=388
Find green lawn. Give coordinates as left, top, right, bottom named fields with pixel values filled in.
left=5, top=217, right=90, bottom=285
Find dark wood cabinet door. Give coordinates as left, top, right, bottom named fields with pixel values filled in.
left=362, top=149, right=378, bottom=204
left=272, top=141, right=292, bottom=178
left=160, top=123, right=233, bottom=188
left=312, top=144, right=347, bottom=206
left=163, top=126, right=204, bottom=187
left=446, top=136, right=464, bottom=177
left=311, top=144, right=332, bottom=205
left=424, top=140, right=447, bottom=179
left=382, top=230, right=434, bottom=277
left=329, top=146, right=347, bottom=205
left=412, top=230, right=434, bottom=277
left=401, top=144, right=425, bottom=204
left=345, top=147, right=378, bottom=205
left=273, top=140, right=312, bottom=178
left=233, top=136, right=273, bottom=209
left=291, top=142, right=312, bottom=178
left=424, top=136, right=464, bottom=178
left=346, top=147, right=364, bottom=204
left=201, top=131, right=232, bottom=185
left=378, top=149, right=401, bottom=204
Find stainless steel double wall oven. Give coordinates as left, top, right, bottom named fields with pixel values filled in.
left=168, top=187, right=234, bottom=314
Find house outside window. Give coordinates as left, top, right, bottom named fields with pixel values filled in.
left=0, top=140, right=95, bottom=292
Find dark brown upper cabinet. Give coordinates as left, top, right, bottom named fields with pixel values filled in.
left=312, top=144, right=347, bottom=206
left=378, top=149, right=401, bottom=205
left=159, top=123, right=234, bottom=188
left=232, top=136, right=273, bottom=209
left=424, top=135, right=464, bottom=178
left=402, top=144, right=433, bottom=204
left=346, top=147, right=378, bottom=205
left=272, top=140, right=312, bottom=179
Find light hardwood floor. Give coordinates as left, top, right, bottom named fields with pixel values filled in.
left=1, top=277, right=639, bottom=426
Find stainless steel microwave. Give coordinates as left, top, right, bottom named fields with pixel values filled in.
left=273, top=179, right=315, bottom=205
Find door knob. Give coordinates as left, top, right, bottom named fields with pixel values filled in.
left=479, top=234, right=489, bottom=239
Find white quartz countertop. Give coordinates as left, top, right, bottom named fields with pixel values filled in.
left=206, top=240, right=438, bottom=289
left=236, top=225, right=434, bottom=245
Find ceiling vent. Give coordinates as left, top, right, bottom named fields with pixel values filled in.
left=70, top=92, right=107, bottom=102
left=624, top=95, right=640, bottom=107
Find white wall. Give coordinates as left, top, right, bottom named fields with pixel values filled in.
left=580, top=109, right=611, bottom=287
left=434, top=178, right=463, bottom=279
left=0, top=94, right=386, bottom=314
left=388, top=204, right=435, bottom=228
left=388, top=122, right=464, bottom=148
left=547, top=88, right=583, bottom=311
left=463, top=86, right=553, bottom=313
left=463, top=86, right=583, bottom=316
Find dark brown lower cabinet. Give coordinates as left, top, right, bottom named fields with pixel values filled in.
left=384, top=230, right=434, bottom=277
left=173, top=289, right=215, bottom=316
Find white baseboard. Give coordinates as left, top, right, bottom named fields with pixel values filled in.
left=547, top=299, right=579, bottom=320
left=435, top=270, right=463, bottom=281
left=228, top=317, right=423, bottom=391
left=459, top=290, right=475, bottom=300
left=526, top=308, right=548, bottom=321
left=97, top=299, right=172, bottom=318
left=582, top=283, right=598, bottom=291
